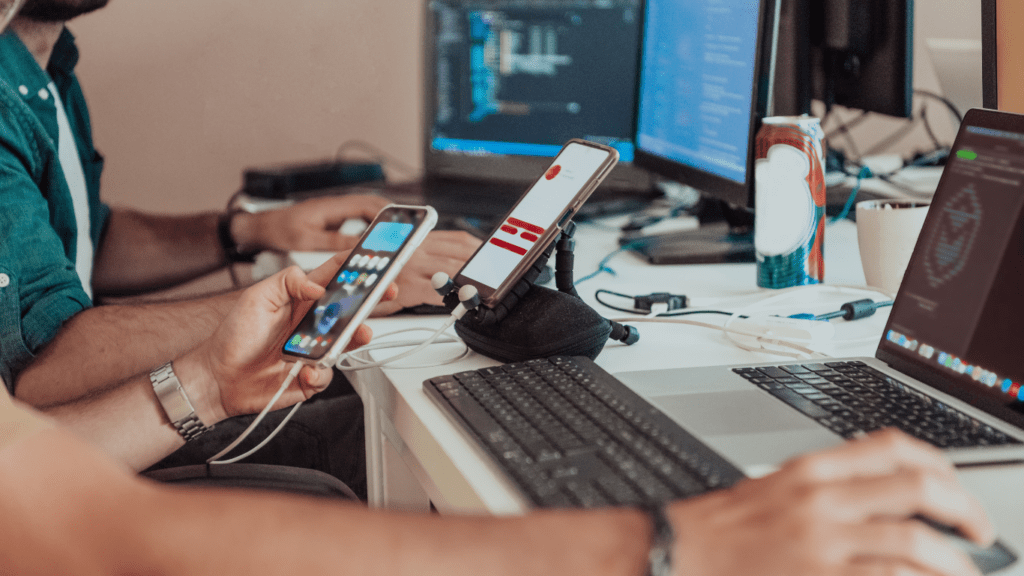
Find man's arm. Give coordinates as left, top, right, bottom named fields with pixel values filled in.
left=14, top=290, right=237, bottom=407
left=39, top=261, right=384, bottom=470
left=15, top=252, right=354, bottom=408
left=0, top=402, right=993, bottom=576
left=91, top=195, right=391, bottom=296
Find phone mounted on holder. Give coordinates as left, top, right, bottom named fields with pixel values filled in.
left=440, top=222, right=638, bottom=363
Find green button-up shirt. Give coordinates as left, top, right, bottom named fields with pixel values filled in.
left=0, top=28, right=110, bottom=391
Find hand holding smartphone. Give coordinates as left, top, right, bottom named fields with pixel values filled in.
left=454, top=139, right=619, bottom=308
left=282, top=204, right=437, bottom=367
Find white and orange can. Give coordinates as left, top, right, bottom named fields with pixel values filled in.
left=753, top=116, right=827, bottom=288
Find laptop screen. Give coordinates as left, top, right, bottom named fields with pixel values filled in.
left=879, top=109, right=1024, bottom=421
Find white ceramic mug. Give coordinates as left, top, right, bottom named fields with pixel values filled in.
left=855, top=200, right=931, bottom=294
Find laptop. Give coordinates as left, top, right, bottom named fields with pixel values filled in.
left=615, top=108, right=1024, bottom=475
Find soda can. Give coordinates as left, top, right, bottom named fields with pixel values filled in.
left=753, top=115, right=827, bottom=289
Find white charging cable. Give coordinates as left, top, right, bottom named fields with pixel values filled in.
left=207, top=361, right=304, bottom=465
left=207, top=277, right=483, bottom=464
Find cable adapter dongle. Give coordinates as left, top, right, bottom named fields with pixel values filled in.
left=634, top=292, right=688, bottom=313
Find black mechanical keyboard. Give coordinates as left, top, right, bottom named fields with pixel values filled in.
left=424, top=356, right=746, bottom=509
left=733, top=361, right=1021, bottom=448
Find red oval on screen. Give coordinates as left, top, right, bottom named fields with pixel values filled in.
left=545, top=165, right=561, bottom=180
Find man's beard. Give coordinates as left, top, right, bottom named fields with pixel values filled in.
left=17, top=0, right=108, bottom=22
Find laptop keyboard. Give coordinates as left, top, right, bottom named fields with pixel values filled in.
left=733, top=361, right=1021, bottom=448
left=425, top=356, right=746, bottom=509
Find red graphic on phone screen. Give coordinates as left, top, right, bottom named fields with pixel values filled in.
left=545, top=165, right=561, bottom=180
left=489, top=216, right=545, bottom=256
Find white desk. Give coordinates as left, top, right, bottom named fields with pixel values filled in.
left=347, top=219, right=1024, bottom=573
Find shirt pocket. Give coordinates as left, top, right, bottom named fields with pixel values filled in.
left=0, top=267, right=34, bottom=394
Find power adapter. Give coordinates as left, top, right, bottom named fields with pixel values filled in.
left=243, top=160, right=385, bottom=200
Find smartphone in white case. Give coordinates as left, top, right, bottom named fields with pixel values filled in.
left=282, top=204, right=437, bottom=367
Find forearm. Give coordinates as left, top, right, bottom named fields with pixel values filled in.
left=154, top=495, right=651, bottom=576
left=15, top=291, right=238, bottom=407
left=92, top=208, right=228, bottom=296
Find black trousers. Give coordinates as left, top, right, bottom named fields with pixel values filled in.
left=145, top=377, right=367, bottom=501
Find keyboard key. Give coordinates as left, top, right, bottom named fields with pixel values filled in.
left=767, top=387, right=830, bottom=418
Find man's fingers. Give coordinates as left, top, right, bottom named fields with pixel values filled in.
left=297, top=365, right=333, bottom=397
left=784, top=429, right=957, bottom=484
left=422, top=230, right=483, bottom=257
left=306, top=195, right=390, bottom=227
left=345, top=324, right=373, bottom=352
left=845, top=521, right=982, bottom=576
left=382, top=282, right=399, bottom=302
left=826, top=470, right=994, bottom=544
left=307, top=252, right=350, bottom=286
left=371, top=300, right=403, bottom=317
left=843, top=559, right=950, bottom=576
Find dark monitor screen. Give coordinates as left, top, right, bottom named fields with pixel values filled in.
left=633, top=0, right=776, bottom=208
left=424, top=0, right=650, bottom=192
left=877, top=110, right=1024, bottom=430
left=809, top=0, right=914, bottom=118
left=982, top=0, right=1024, bottom=113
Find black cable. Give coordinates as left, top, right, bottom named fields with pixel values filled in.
left=594, top=289, right=735, bottom=317
left=914, top=89, right=965, bottom=125
left=813, top=299, right=893, bottom=321
left=824, top=110, right=870, bottom=144
left=920, top=104, right=944, bottom=151
left=859, top=115, right=921, bottom=159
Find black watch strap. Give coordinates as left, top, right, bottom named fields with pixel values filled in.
left=645, top=504, right=675, bottom=576
left=217, top=209, right=259, bottom=263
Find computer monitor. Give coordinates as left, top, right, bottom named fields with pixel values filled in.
left=810, top=0, right=914, bottom=118
left=634, top=0, right=778, bottom=210
left=629, top=0, right=777, bottom=264
left=772, top=0, right=914, bottom=119
left=423, top=0, right=653, bottom=197
left=982, top=0, right=1024, bottom=113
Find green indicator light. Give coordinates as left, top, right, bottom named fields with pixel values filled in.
left=957, top=150, right=978, bottom=160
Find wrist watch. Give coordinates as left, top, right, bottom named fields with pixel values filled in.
left=150, top=362, right=211, bottom=442
left=645, top=504, right=675, bottom=576
left=217, top=209, right=259, bottom=263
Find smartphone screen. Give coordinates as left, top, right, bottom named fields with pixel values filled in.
left=283, top=207, right=432, bottom=361
left=456, top=141, right=616, bottom=297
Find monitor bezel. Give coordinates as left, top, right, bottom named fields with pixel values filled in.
left=631, top=0, right=779, bottom=209
left=420, top=0, right=653, bottom=193
left=981, top=0, right=998, bottom=109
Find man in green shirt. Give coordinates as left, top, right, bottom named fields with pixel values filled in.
left=0, top=0, right=478, bottom=399
left=0, top=0, right=478, bottom=490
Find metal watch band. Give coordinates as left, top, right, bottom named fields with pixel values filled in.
left=149, top=362, right=211, bottom=442
left=645, top=504, right=675, bottom=576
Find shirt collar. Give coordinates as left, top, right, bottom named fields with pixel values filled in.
left=0, top=27, right=78, bottom=99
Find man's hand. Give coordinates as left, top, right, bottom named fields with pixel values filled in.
left=181, top=254, right=396, bottom=423
left=668, top=429, right=994, bottom=576
left=373, top=230, right=481, bottom=315
left=234, top=194, right=391, bottom=253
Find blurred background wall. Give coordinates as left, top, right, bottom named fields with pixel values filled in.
left=69, top=0, right=981, bottom=214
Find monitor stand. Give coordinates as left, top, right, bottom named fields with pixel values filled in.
left=621, top=199, right=755, bottom=265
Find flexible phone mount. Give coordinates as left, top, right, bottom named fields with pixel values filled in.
left=441, top=222, right=638, bottom=361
